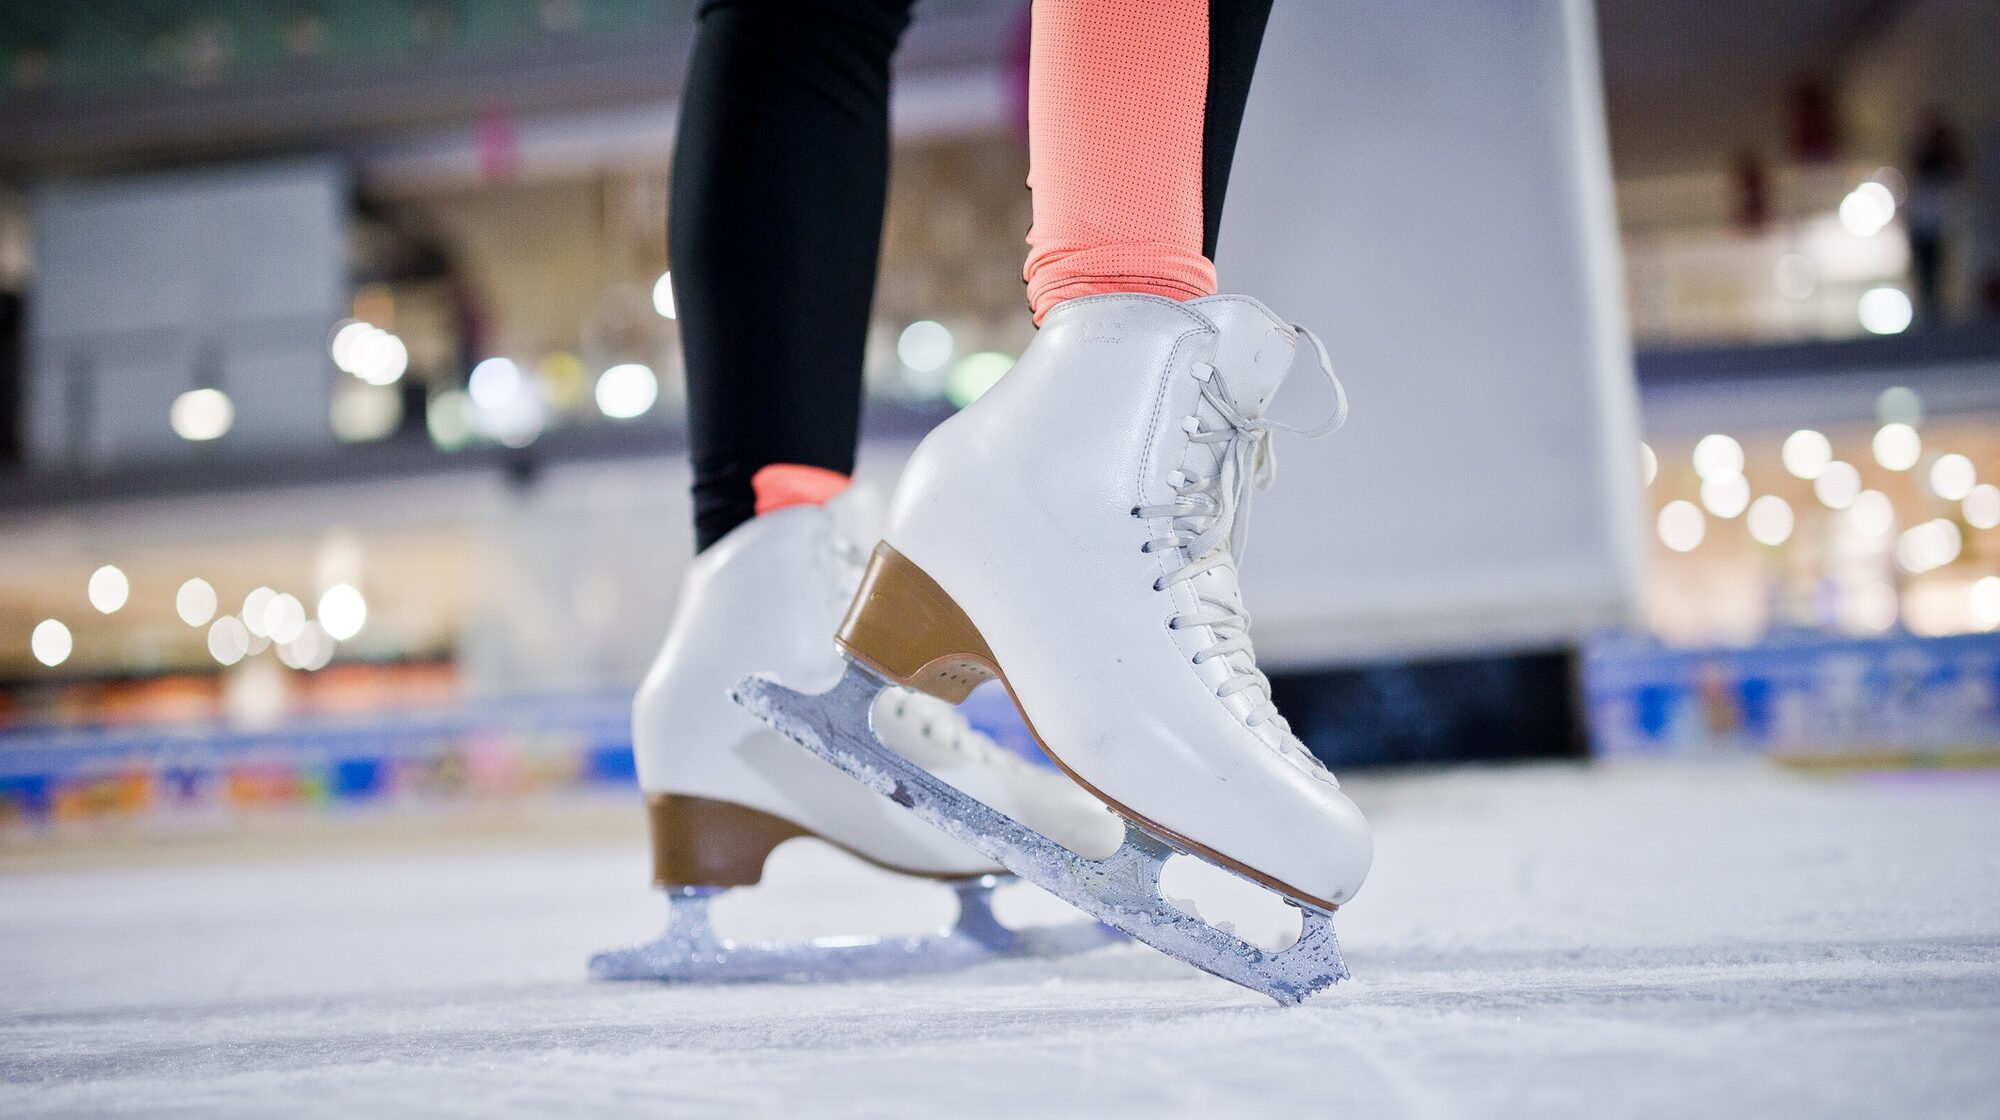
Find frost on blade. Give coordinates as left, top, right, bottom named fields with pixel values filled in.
left=589, top=879, right=1119, bottom=985
left=734, top=661, right=1348, bottom=1005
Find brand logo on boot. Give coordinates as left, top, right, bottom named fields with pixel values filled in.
left=1075, top=319, right=1124, bottom=344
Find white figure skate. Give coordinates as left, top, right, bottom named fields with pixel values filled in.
left=590, top=488, right=1124, bottom=984
left=735, top=294, right=1371, bottom=1003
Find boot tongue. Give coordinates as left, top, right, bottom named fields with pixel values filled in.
left=1198, top=299, right=1299, bottom=420
left=1175, top=301, right=1298, bottom=491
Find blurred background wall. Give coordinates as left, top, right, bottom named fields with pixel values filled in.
left=1, top=0, right=1998, bottom=833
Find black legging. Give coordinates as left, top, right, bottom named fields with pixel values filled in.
left=673, top=0, right=1274, bottom=550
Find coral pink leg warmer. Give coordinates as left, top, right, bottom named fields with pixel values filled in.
left=1022, top=0, right=1219, bottom=324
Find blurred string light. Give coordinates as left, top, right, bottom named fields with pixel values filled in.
left=1639, top=442, right=1657, bottom=486
left=226, top=656, right=285, bottom=726
left=31, top=619, right=72, bottom=668
left=1858, top=288, right=1913, bottom=335
left=1929, top=453, right=1976, bottom=501
left=319, top=583, right=367, bottom=641
left=1781, top=430, right=1832, bottom=480
left=1773, top=254, right=1817, bottom=300
left=1857, top=583, right=1898, bottom=632
left=331, top=383, right=403, bottom=442
left=275, top=628, right=310, bottom=670
left=1699, top=473, right=1750, bottom=518
left=1872, top=422, right=1920, bottom=471
left=1848, top=490, right=1895, bottom=538
left=329, top=320, right=372, bottom=367
left=262, top=593, right=306, bottom=645
left=536, top=352, right=588, bottom=410
left=329, top=320, right=409, bottom=386
left=652, top=271, right=677, bottom=319
left=595, top=363, right=659, bottom=419
left=469, top=358, right=524, bottom=409
left=1895, top=519, right=1962, bottom=575
left=1876, top=386, right=1923, bottom=426
left=1837, top=180, right=1895, bottom=237
left=1972, top=577, right=2000, bottom=629
left=467, top=357, right=544, bottom=447
left=277, top=621, right=335, bottom=672
left=1691, top=433, right=1744, bottom=480
left=1746, top=495, right=1794, bottom=546
left=427, top=390, right=474, bottom=451
left=1657, top=500, right=1705, bottom=552
left=1840, top=492, right=1888, bottom=540
left=208, top=615, right=249, bottom=666
left=485, top=405, right=545, bottom=448
left=897, top=321, right=955, bottom=374
left=1966, top=484, right=2000, bottom=530
left=170, top=388, right=234, bottom=441
left=1814, top=461, right=1861, bottom=509
left=1904, top=583, right=1966, bottom=638
left=946, top=352, right=1013, bottom=408
left=88, top=565, right=129, bottom=614
left=176, top=578, right=217, bottom=627
left=241, top=587, right=277, bottom=638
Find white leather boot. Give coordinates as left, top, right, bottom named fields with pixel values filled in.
left=836, top=293, right=1372, bottom=911
left=593, top=486, right=1123, bottom=983
left=632, top=488, right=1123, bottom=888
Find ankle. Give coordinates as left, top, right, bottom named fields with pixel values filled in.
left=752, top=463, right=851, bottom=516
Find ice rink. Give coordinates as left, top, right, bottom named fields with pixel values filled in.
left=4, top=762, right=1998, bottom=1119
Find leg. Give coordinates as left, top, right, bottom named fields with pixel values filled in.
left=1909, top=232, right=1943, bottom=326
left=1022, top=0, right=1275, bottom=323
left=671, top=0, right=911, bottom=551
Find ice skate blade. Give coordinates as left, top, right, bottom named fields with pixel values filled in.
left=589, top=878, right=1120, bottom=985
left=732, top=661, right=1349, bottom=1005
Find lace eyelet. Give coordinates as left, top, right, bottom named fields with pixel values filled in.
left=1151, top=579, right=1165, bottom=592
left=1128, top=506, right=1141, bottom=518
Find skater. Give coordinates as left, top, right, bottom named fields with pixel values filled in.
left=605, top=0, right=1373, bottom=1000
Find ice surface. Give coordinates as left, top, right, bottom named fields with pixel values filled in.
left=3, top=763, right=1998, bottom=1119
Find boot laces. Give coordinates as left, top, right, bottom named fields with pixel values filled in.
left=1135, top=325, right=1347, bottom=743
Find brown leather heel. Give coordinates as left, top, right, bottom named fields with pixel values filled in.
left=647, top=792, right=810, bottom=888
left=836, top=542, right=999, bottom=703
